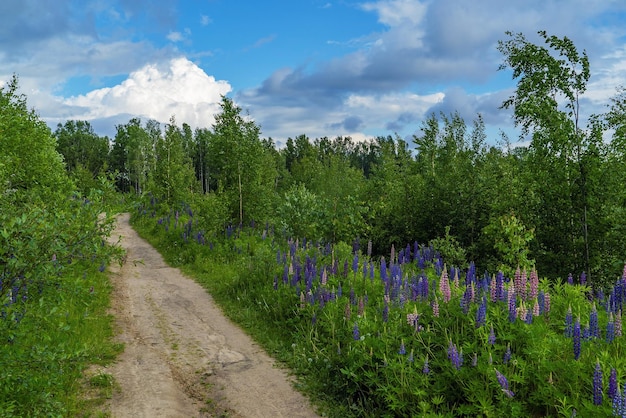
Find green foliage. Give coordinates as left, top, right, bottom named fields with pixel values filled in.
left=483, top=213, right=535, bottom=276
left=133, top=203, right=624, bottom=417
left=428, top=226, right=467, bottom=269
left=0, top=77, right=124, bottom=416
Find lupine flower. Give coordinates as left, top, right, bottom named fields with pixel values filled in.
left=525, top=309, right=533, bottom=325
left=488, top=324, right=496, bottom=345
left=423, top=355, right=430, bottom=374
left=344, top=302, right=351, bottom=320
left=573, top=318, right=581, bottom=360
left=568, top=273, right=574, bottom=285
left=533, top=298, right=540, bottom=317
left=529, top=269, right=539, bottom=301
left=593, top=360, right=603, bottom=405
left=439, top=267, right=451, bottom=303
left=580, top=271, right=587, bottom=286
left=447, top=341, right=463, bottom=370
left=544, top=292, right=551, bottom=316
left=357, top=297, right=365, bottom=316
left=407, top=312, right=419, bottom=328
left=476, top=296, right=487, bottom=328
left=607, top=314, right=616, bottom=343
left=503, top=344, right=511, bottom=364
left=495, top=369, right=514, bottom=398
left=399, top=340, right=406, bottom=355
left=490, top=275, right=497, bottom=302
left=514, top=267, right=522, bottom=296
left=353, top=322, right=360, bottom=340
left=432, top=297, right=440, bottom=317
left=408, top=349, right=414, bottom=362
left=609, top=368, right=618, bottom=400
left=616, top=310, right=622, bottom=337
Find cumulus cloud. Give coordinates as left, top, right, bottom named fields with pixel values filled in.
left=63, top=57, right=232, bottom=132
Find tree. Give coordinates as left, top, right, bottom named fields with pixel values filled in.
left=54, top=120, right=109, bottom=193
left=498, top=31, right=606, bottom=282
left=152, top=116, right=197, bottom=206
left=0, top=75, right=69, bottom=199
left=208, top=96, right=277, bottom=225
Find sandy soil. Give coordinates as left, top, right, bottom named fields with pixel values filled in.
left=101, top=213, right=319, bottom=418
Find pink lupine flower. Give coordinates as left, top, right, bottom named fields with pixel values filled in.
left=439, top=267, right=451, bottom=303
left=432, top=297, right=440, bottom=317
left=533, top=298, right=540, bottom=317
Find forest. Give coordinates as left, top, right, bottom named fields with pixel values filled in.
left=2, top=31, right=626, bottom=416
left=56, top=31, right=626, bottom=287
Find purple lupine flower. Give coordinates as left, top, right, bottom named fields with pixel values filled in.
left=529, top=269, right=539, bottom=301
left=607, top=313, right=615, bottom=343
left=495, top=369, right=514, bottom=398
left=380, top=257, right=387, bottom=282
left=423, top=355, right=430, bottom=374
left=613, top=385, right=624, bottom=417
left=476, top=296, right=487, bottom=328
left=490, top=275, right=497, bottom=303
left=496, top=272, right=505, bottom=301
left=568, top=273, right=574, bottom=285
left=609, top=368, right=618, bottom=400
left=447, top=341, right=463, bottom=370
left=565, top=306, right=573, bottom=337
left=580, top=271, right=587, bottom=286
left=573, top=318, right=581, bottom=360
left=593, top=360, right=603, bottom=405
left=357, top=297, right=365, bottom=316
left=273, top=276, right=278, bottom=290
left=399, top=340, right=406, bottom=355
left=461, top=286, right=471, bottom=314
left=488, top=325, right=496, bottom=346
left=352, top=322, right=360, bottom=340
left=616, top=310, right=623, bottom=337
left=503, top=344, right=511, bottom=364
left=352, top=254, right=359, bottom=275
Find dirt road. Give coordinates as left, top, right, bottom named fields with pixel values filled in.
left=102, top=213, right=319, bottom=417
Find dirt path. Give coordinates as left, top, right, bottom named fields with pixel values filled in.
left=102, top=213, right=319, bottom=417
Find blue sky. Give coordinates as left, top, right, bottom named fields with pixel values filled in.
left=2, top=0, right=626, bottom=146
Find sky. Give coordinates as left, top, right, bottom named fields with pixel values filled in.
left=1, top=0, right=626, bottom=147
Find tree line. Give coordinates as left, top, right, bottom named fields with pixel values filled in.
left=52, top=31, right=626, bottom=286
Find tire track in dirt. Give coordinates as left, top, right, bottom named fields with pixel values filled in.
left=102, top=213, right=319, bottom=418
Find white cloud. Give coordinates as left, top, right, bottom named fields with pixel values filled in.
left=200, top=15, right=212, bottom=26
left=167, top=31, right=184, bottom=42
left=63, top=57, right=232, bottom=130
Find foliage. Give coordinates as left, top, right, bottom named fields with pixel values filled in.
left=0, top=77, right=123, bottom=416
left=133, top=201, right=626, bottom=417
